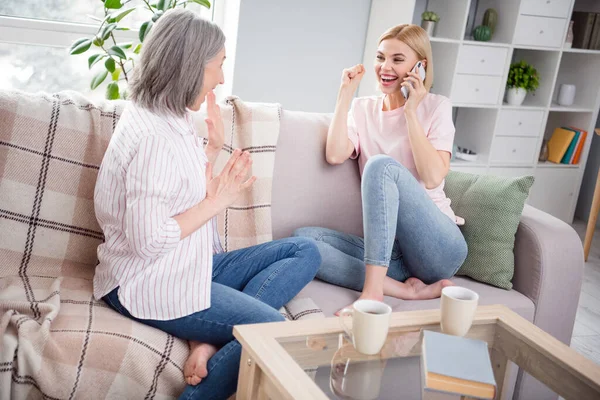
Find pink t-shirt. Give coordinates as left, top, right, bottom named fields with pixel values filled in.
left=347, top=93, right=460, bottom=224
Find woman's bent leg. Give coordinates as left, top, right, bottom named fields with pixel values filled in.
left=104, top=284, right=285, bottom=400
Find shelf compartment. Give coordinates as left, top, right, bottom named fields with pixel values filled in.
left=552, top=51, right=600, bottom=111
left=506, top=48, right=561, bottom=108
left=541, top=111, right=594, bottom=167
left=412, top=0, right=470, bottom=40
left=464, top=0, right=522, bottom=44
left=453, top=107, right=497, bottom=164
left=430, top=41, right=460, bottom=98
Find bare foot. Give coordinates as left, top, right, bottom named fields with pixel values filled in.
left=334, top=292, right=384, bottom=316
left=404, top=277, right=454, bottom=300
left=184, top=341, right=218, bottom=385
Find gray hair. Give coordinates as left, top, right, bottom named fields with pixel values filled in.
left=129, top=8, right=225, bottom=116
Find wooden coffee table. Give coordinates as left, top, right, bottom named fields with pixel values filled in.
left=233, top=305, right=600, bottom=399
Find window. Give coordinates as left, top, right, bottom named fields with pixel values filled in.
left=0, top=0, right=223, bottom=100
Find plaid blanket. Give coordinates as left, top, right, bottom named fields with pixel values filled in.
left=0, top=90, right=323, bottom=400
left=192, top=96, right=281, bottom=251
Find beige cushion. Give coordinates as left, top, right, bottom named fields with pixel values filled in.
left=272, top=110, right=363, bottom=240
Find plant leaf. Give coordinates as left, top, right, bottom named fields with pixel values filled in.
left=106, top=82, right=120, bottom=100
left=69, top=38, right=93, bottom=55
left=87, top=54, right=105, bottom=69
left=105, top=57, right=116, bottom=73
left=107, top=46, right=127, bottom=59
left=116, top=27, right=131, bottom=30
left=101, top=23, right=117, bottom=40
left=91, top=70, right=108, bottom=90
left=110, top=7, right=136, bottom=23
left=133, top=43, right=142, bottom=54
left=157, top=0, right=167, bottom=10
left=139, top=21, right=153, bottom=42
left=118, top=42, right=133, bottom=49
left=112, top=68, right=121, bottom=81
left=104, top=0, right=123, bottom=9
left=190, top=0, right=210, bottom=8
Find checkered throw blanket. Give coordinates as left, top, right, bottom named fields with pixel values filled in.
left=0, top=90, right=323, bottom=400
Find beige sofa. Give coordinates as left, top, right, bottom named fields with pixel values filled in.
left=0, top=91, right=585, bottom=400
left=271, top=110, right=585, bottom=400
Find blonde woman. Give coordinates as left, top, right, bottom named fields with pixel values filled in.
left=295, top=24, right=467, bottom=312
left=94, top=9, right=320, bottom=400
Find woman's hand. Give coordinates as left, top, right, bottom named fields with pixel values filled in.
left=205, top=149, right=256, bottom=211
left=401, top=71, right=427, bottom=114
left=340, top=64, right=365, bottom=93
left=205, top=91, right=224, bottom=151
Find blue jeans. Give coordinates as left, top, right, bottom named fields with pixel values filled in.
left=103, top=237, right=321, bottom=400
left=294, top=155, right=467, bottom=292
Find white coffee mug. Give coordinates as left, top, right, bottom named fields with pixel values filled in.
left=558, top=84, right=576, bottom=106
left=339, top=299, right=392, bottom=355
left=440, top=286, right=479, bottom=336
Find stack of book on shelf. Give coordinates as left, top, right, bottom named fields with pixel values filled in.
left=547, top=127, right=588, bottom=164
left=572, top=11, right=600, bottom=50
left=421, top=330, right=496, bottom=400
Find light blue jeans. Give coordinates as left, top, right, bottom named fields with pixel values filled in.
left=103, top=237, right=321, bottom=400
left=294, top=155, right=467, bottom=292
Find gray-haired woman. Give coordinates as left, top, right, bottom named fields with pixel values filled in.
left=93, top=9, right=321, bottom=400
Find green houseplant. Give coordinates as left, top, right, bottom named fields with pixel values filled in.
left=421, top=11, right=440, bottom=37
left=505, top=60, right=540, bottom=106
left=69, top=0, right=211, bottom=100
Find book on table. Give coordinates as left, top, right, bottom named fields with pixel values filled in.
left=421, top=330, right=496, bottom=400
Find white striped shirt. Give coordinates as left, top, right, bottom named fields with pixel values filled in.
left=93, top=102, right=223, bottom=320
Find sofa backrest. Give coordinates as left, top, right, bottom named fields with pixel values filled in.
left=0, top=90, right=125, bottom=280
left=271, top=109, right=364, bottom=240
left=0, top=91, right=362, bottom=281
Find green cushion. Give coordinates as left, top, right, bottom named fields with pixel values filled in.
left=444, top=171, right=535, bottom=290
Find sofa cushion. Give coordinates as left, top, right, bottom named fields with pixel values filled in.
left=444, top=171, right=534, bottom=290
left=271, top=109, right=363, bottom=240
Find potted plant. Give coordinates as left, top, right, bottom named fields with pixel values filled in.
left=421, top=11, right=440, bottom=37
left=69, top=0, right=211, bottom=100
left=505, top=60, right=539, bottom=106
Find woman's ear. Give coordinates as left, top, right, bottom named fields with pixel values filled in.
left=421, top=59, right=428, bottom=68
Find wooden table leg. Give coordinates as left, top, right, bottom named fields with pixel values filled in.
left=236, top=348, right=262, bottom=400
left=584, top=163, right=600, bottom=261
left=490, top=347, right=511, bottom=400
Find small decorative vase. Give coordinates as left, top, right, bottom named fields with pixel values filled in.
left=565, top=20, right=574, bottom=48
left=473, top=25, right=492, bottom=41
left=483, top=8, right=498, bottom=35
left=558, top=83, right=576, bottom=106
left=506, top=87, right=527, bottom=105
left=421, top=20, right=437, bottom=37
left=539, top=139, right=549, bottom=162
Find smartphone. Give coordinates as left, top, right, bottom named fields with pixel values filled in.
left=401, top=61, right=426, bottom=99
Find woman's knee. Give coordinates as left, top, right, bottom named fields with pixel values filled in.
left=363, top=154, right=409, bottom=177
left=290, top=236, right=322, bottom=273
left=362, top=155, right=412, bottom=190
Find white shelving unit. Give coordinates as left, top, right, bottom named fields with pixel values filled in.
left=397, top=0, right=600, bottom=223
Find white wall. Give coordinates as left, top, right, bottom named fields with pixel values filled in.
left=358, top=0, right=416, bottom=97
left=230, top=0, right=371, bottom=113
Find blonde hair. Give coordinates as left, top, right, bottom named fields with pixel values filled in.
left=378, top=24, right=434, bottom=91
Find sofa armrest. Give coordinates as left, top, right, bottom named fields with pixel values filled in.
left=512, top=204, right=584, bottom=344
